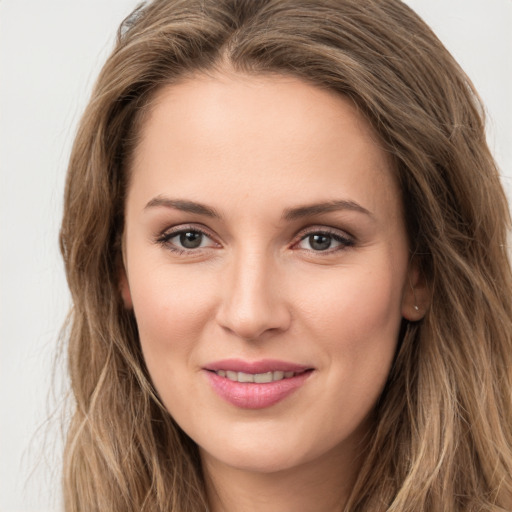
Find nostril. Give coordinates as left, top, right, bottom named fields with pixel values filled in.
left=215, top=263, right=292, bottom=339
left=216, top=301, right=290, bottom=340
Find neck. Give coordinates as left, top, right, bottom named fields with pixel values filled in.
left=201, top=442, right=365, bottom=512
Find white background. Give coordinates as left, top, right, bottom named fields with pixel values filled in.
left=1, top=1, right=511, bottom=511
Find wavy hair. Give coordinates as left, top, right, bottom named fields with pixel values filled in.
left=60, top=0, right=512, bottom=510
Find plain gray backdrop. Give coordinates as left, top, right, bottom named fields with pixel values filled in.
left=1, top=1, right=511, bottom=510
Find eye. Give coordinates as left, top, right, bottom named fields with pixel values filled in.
left=295, top=230, right=354, bottom=252
left=157, top=226, right=219, bottom=253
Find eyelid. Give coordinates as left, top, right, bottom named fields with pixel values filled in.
left=154, top=223, right=354, bottom=254
left=155, top=223, right=221, bottom=250
left=291, top=225, right=355, bottom=251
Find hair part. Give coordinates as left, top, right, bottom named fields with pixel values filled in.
left=60, top=0, right=512, bottom=510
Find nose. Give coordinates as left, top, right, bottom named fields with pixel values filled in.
left=215, top=249, right=291, bottom=341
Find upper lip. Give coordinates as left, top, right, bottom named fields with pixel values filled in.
left=204, top=358, right=312, bottom=374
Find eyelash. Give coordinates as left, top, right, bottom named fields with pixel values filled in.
left=155, top=225, right=218, bottom=255
left=293, top=228, right=355, bottom=253
left=155, top=225, right=355, bottom=255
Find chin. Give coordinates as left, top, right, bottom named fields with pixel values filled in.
left=200, top=442, right=310, bottom=474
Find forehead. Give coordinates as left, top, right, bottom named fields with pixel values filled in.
left=128, top=71, right=401, bottom=224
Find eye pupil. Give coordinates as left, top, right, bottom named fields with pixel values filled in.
left=180, top=231, right=203, bottom=249
left=309, top=234, right=331, bottom=251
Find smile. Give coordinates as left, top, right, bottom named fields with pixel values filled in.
left=213, top=370, right=303, bottom=383
left=204, top=359, right=314, bottom=409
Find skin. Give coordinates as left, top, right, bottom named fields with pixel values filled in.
left=121, top=71, right=427, bottom=512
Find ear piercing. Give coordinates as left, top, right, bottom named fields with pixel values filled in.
left=408, top=271, right=421, bottom=313
left=410, top=280, right=420, bottom=312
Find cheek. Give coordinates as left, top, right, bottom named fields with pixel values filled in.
left=128, top=264, right=218, bottom=369
left=294, top=258, right=405, bottom=414
left=300, top=264, right=404, bottom=347
left=291, top=264, right=404, bottom=443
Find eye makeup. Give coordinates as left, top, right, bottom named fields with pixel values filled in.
left=154, top=221, right=356, bottom=259
left=292, top=226, right=355, bottom=254
left=155, top=224, right=221, bottom=255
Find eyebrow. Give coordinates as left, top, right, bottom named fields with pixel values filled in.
left=144, top=196, right=221, bottom=218
left=282, top=200, right=373, bottom=221
left=144, top=196, right=373, bottom=221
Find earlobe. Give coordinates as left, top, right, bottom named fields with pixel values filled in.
left=118, top=249, right=133, bottom=309
left=401, top=261, right=429, bottom=321
left=119, top=266, right=133, bottom=309
left=119, top=269, right=133, bottom=309
left=117, top=235, right=133, bottom=309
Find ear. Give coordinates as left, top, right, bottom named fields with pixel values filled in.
left=401, top=258, right=429, bottom=321
left=119, top=265, right=133, bottom=309
left=117, top=246, right=133, bottom=309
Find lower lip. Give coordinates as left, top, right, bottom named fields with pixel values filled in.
left=204, top=370, right=312, bottom=409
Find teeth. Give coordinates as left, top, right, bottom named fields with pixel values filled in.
left=216, top=370, right=299, bottom=383
left=254, top=372, right=273, bottom=383
left=238, top=372, right=254, bottom=383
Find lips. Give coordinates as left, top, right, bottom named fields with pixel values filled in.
left=205, top=358, right=310, bottom=374
left=203, top=359, right=314, bottom=409
left=214, top=369, right=299, bottom=383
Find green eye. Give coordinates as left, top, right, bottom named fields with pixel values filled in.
left=307, top=234, right=333, bottom=251
left=296, top=231, right=354, bottom=252
left=157, top=227, right=218, bottom=253
left=178, top=231, right=204, bottom=249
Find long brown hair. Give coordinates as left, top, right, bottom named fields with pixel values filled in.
left=60, top=0, right=512, bottom=510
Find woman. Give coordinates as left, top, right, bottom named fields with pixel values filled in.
left=59, top=0, right=512, bottom=510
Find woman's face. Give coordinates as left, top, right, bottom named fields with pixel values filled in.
left=121, top=72, right=423, bottom=475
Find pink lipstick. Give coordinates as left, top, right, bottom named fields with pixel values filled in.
left=203, top=359, right=314, bottom=409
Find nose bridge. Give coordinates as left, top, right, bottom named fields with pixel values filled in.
left=217, top=244, right=289, bottom=340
